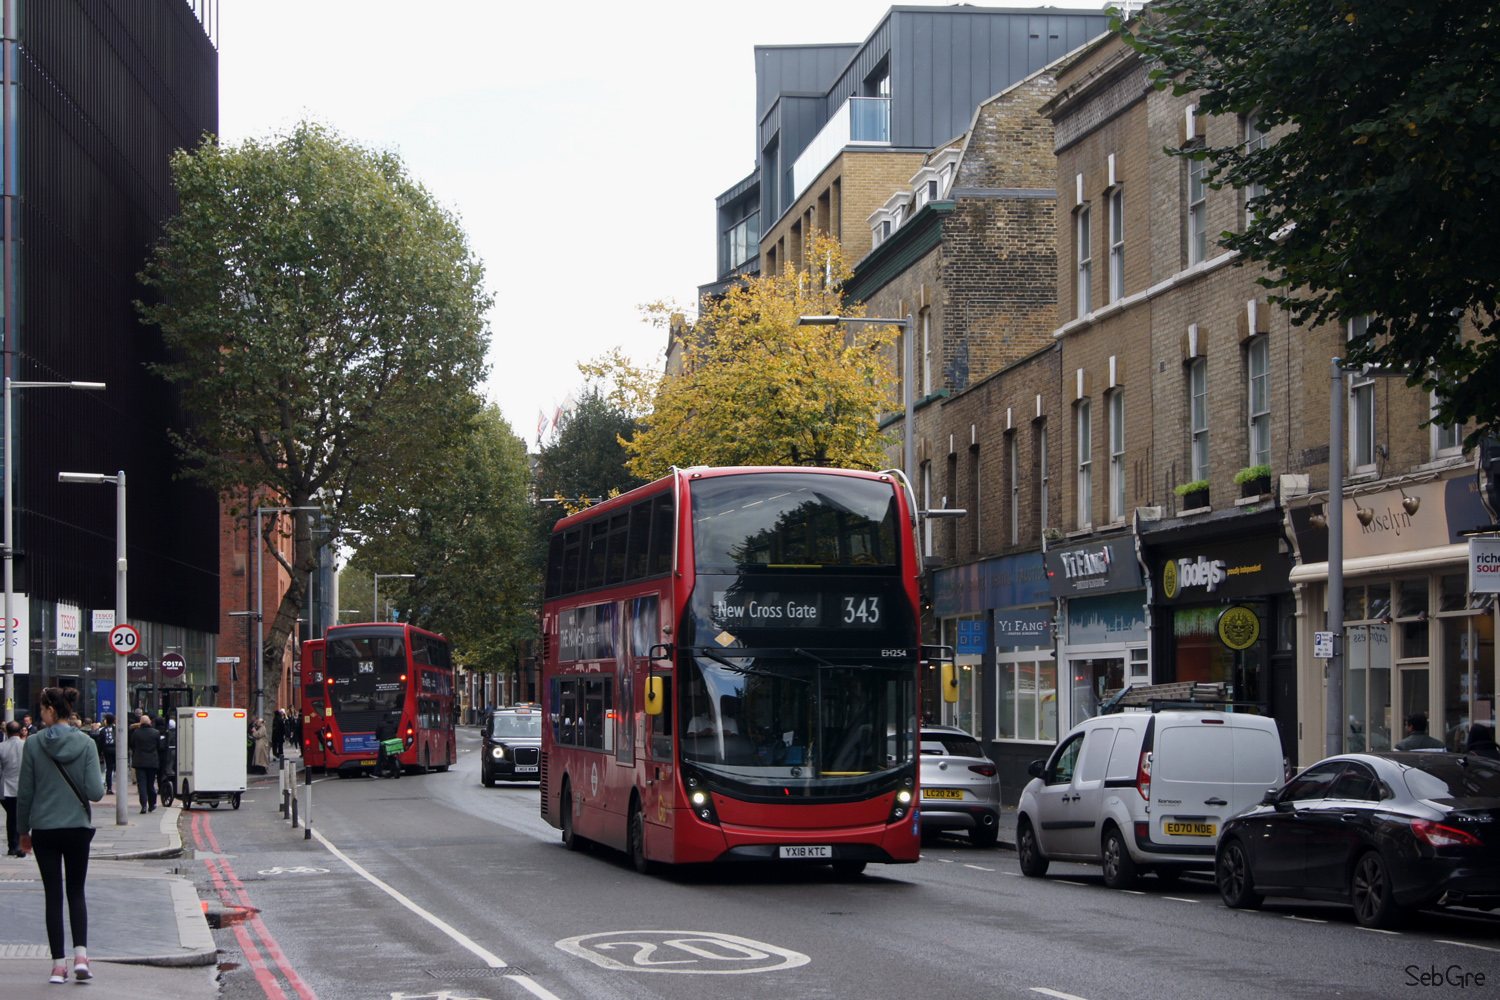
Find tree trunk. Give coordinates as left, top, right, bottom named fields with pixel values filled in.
left=260, top=508, right=319, bottom=716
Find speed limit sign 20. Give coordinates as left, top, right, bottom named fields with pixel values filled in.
left=108, top=624, right=140, bottom=655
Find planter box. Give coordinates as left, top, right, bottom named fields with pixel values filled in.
left=1181, top=489, right=1210, bottom=511
left=1240, top=476, right=1271, bottom=498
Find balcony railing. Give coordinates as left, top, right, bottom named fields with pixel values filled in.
left=790, top=97, right=890, bottom=210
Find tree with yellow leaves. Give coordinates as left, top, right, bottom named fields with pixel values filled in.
left=586, top=235, right=896, bottom=481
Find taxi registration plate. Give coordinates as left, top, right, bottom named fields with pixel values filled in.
left=922, top=789, right=964, bottom=800
left=514, top=765, right=538, bottom=773
left=1165, top=821, right=1216, bottom=837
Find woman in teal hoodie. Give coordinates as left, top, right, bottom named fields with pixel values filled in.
left=17, top=686, right=104, bottom=984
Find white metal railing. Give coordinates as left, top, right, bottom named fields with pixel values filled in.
left=790, top=97, right=890, bottom=206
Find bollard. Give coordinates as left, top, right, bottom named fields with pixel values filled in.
left=291, top=786, right=298, bottom=828
left=303, top=775, right=312, bottom=840
left=279, top=758, right=288, bottom=817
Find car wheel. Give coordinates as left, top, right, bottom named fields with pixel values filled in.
left=481, top=764, right=495, bottom=788
left=831, top=861, right=867, bottom=878
left=560, top=781, right=583, bottom=852
left=1217, top=840, right=1263, bottom=910
left=1101, top=826, right=1139, bottom=890
left=1017, top=818, right=1049, bottom=877
left=628, top=802, right=654, bottom=875
left=1351, top=851, right=1405, bottom=929
left=970, top=824, right=998, bottom=849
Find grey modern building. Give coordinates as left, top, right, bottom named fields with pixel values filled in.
left=702, top=5, right=1111, bottom=298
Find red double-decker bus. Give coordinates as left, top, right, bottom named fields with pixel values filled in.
left=540, top=466, right=924, bottom=875
left=303, top=622, right=456, bottom=776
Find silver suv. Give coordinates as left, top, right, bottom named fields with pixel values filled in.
left=919, top=726, right=1002, bottom=847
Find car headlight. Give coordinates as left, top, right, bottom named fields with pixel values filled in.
left=491, top=746, right=505, bottom=760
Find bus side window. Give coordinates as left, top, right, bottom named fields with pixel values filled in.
left=560, top=529, right=583, bottom=596
left=649, top=494, right=675, bottom=576
left=626, top=501, right=652, bottom=580
left=557, top=679, right=578, bottom=745
left=651, top=676, right=673, bottom=760
left=545, top=533, right=565, bottom=598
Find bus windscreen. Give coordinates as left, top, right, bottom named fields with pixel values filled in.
left=326, top=634, right=407, bottom=715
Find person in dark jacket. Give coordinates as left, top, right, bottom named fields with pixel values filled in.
left=375, top=712, right=401, bottom=779
left=1466, top=724, right=1500, bottom=760
left=18, top=687, right=104, bottom=983
left=127, top=715, right=160, bottom=814
left=94, top=714, right=116, bottom=795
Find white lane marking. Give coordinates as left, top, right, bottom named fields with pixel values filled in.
left=1437, top=940, right=1500, bottom=953
left=963, top=864, right=995, bottom=871
left=1031, top=988, right=1092, bottom=1000
left=1283, top=915, right=1326, bottom=924
left=937, top=858, right=954, bottom=864
left=508, top=975, right=565, bottom=1000
left=1162, top=896, right=1198, bottom=904
left=1120, top=890, right=1145, bottom=895
left=1055, top=880, right=1087, bottom=886
left=1356, top=927, right=1400, bottom=936
left=311, top=829, right=507, bottom=968
left=1002, top=871, right=1021, bottom=877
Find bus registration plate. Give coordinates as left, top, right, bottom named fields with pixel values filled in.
left=779, top=845, right=832, bottom=859
left=514, top=765, right=538, bottom=773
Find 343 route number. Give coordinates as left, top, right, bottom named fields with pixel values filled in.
left=842, top=596, right=881, bottom=624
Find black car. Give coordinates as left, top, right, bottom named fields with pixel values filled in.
left=1216, top=752, right=1500, bottom=928
left=480, top=707, right=543, bottom=786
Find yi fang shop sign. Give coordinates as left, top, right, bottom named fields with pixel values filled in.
left=1157, top=538, right=1293, bottom=605
left=1045, top=538, right=1143, bottom=598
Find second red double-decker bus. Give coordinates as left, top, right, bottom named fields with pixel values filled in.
left=541, top=466, right=924, bottom=874
left=304, top=622, right=456, bottom=776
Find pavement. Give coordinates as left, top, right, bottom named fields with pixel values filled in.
left=0, top=787, right=221, bottom=998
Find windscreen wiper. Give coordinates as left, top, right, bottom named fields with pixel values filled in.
left=791, top=647, right=908, bottom=672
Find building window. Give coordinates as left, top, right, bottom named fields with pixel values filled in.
left=1247, top=336, right=1270, bottom=469
left=1076, top=207, right=1092, bottom=317
left=1038, top=424, right=1049, bottom=535
left=722, top=210, right=760, bottom=272
left=1188, top=156, right=1208, bottom=265
left=1076, top=400, right=1093, bottom=528
left=997, top=651, right=1058, bottom=742
left=921, top=461, right=934, bottom=557
left=1243, top=112, right=1267, bottom=225
left=1108, top=391, right=1125, bottom=522
left=1189, top=358, right=1209, bottom=482
left=1432, top=394, right=1464, bottom=457
left=1108, top=188, right=1124, bottom=302
left=1349, top=317, right=1376, bottom=474
left=1008, top=434, right=1019, bottom=547
left=921, top=310, right=933, bottom=397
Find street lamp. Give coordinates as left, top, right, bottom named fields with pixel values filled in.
left=798, top=314, right=915, bottom=483
left=373, top=573, right=415, bottom=623
left=254, top=505, right=320, bottom=721
left=3, top=379, right=106, bottom=722
left=57, top=470, right=127, bottom=827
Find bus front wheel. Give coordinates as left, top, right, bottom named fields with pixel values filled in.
left=629, top=801, right=654, bottom=875
left=561, top=782, right=583, bottom=852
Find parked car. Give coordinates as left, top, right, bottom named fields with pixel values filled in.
left=1016, top=708, right=1284, bottom=888
left=480, top=707, right=543, bottom=786
left=1216, top=751, right=1500, bottom=928
left=918, top=726, right=1001, bottom=846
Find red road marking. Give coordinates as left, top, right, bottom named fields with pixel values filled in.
left=193, top=809, right=318, bottom=1000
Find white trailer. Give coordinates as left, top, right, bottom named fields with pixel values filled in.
left=175, top=707, right=248, bottom=809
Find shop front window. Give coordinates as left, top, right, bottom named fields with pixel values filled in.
left=997, top=652, right=1057, bottom=742
left=943, top=616, right=984, bottom=736
left=1173, top=605, right=1265, bottom=703
left=1070, top=657, right=1123, bottom=726
left=1442, top=614, right=1494, bottom=750
left=1345, top=624, right=1392, bottom=752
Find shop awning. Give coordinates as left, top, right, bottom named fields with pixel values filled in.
left=1288, top=543, right=1467, bottom=585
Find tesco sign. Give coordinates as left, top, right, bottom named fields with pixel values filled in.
left=1470, top=538, right=1500, bottom=594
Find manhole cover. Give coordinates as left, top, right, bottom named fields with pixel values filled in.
left=423, top=967, right=523, bottom=979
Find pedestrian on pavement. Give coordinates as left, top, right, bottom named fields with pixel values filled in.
left=22, top=713, right=36, bottom=736
left=128, top=714, right=160, bottom=813
left=250, top=717, right=271, bottom=774
left=17, top=686, right=104, bottom=983
left=1466, top=724, right=1500, bottom=761
left=95, top=714, right=116, bottom=795
left=0, top=720, right=24, bottom=856
left=1394, top=712, right=1445, bottom=751
left=271, top=709, right=286, bottom=759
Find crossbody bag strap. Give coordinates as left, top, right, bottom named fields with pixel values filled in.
left=49, top=754, right=91, bottom=822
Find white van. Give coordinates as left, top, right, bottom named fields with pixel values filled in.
left=1015, top=708, right=1284, bottom=888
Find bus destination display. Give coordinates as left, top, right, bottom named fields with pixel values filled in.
left=711, top=592, right=883, bottom=628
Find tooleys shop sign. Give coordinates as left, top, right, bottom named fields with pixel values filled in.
left=1154, top=536, right=1294, bottom=605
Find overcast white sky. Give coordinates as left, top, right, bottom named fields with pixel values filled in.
left=218, top=1, right=1111, bottom=448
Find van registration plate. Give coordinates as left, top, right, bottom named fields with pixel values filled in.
left=1165, top=822, right=1216, bottom=837
left=922, top=789, right=964, bottom=800
left=779, top=845, right=832, bottom=859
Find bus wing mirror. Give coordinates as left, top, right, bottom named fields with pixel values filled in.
left=649, top=643, right=674, bottom=663
left=941, top=662, right=960, bottom=704
left=922, top=644, right=955, bottom=664
left=644, top=676, right=664, bottom=716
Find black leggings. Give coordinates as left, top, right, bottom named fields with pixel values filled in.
left=31, top=826, right=94, bottom=959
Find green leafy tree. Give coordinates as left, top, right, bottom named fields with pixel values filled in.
left=1122, top=1, right=1500, bottom=439
left=350, top=404, right=539, bottom=674
left=589, top=234, right=896, bottom=480
left=536, top=388, right=645, bottom=507
left=139, top=122, right=491, bottom=711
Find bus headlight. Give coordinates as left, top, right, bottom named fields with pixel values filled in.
left=889, top=775, right=917, bottom=823
left=491, top=747, right=505, bottom=760
left=896, top=789, right=913, bottom=805
left=686, top=784, right=719, bottom=826
left=691, top=791, right=707, bottom=806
